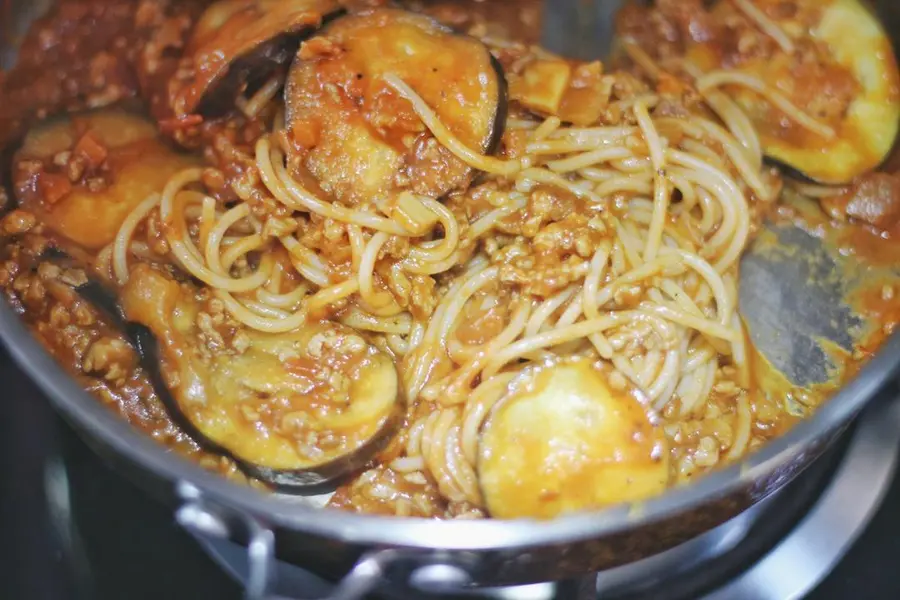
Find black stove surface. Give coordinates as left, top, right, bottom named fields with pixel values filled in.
left=2, top=344, right=899, bottom=600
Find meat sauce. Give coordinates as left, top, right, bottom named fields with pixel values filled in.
left=1, top=0, right=899, bottom=517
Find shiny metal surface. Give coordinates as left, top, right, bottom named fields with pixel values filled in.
left=593, top=498, right=765, bottom=596
left=2, top=0, right=900, bottom=592
left=702, top=395, right=900, bottom=600
left=540, top=0, right=625, bottom=60
left=187, top=389, right=900, bottom=599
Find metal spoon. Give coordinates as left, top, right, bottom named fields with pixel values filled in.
left=541, top=0, right=627, bottom=61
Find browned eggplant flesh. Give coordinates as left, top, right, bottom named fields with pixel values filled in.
left=61, top=262, right=403, bottom=491
left=479, top=357, right=669, bottom=519
left=11, top=109, right=201, bottom=250
left=284, top=8, right=507, bottom=205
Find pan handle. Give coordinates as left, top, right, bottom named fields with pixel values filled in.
left=174, top=483, right=474, bottom=600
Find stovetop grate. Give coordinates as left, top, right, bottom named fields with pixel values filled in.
left=189, top=394, right=900, bottom=600
left=4, top=347, right=900, bottom=600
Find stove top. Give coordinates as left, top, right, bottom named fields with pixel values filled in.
left=2, top=344, right=900, bottom=600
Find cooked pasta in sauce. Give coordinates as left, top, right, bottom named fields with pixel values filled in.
left=1, top=0, right=899, bottom=519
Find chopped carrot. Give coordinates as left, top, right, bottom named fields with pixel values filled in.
left=38, top=172, right=73, bottom=205
left=290, top=117, right=321, bottom=149
left=73, top=131, right=108, bottom=169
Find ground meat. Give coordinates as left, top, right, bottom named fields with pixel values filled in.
left=408, top=0, right=542, bottom=43
left=0, top=223, right=242, bottom=479
left=82, top=336, right=136, bottom=382
left=835, top=172, right=900, bottom=230
left=616, top=0, right=694, bottom=59
left=328, top=464, right=451, bottom=517
left=0, top=210, right=38, bottom=237
left=132, top=0, right=207, bottom=122
left=0, top=0, right=142, bottom=147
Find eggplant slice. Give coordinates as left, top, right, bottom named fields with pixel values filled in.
left=284, top=8, right=507, bottom=205
left=478, top=358, right=669, bottom=519
left=12, top=109, right=202, bottom=250
left=688, top=0, right=900, bottom=184
left=168, top=0, right=343, bottom=118
left=72, top=263, right=402, bottom=491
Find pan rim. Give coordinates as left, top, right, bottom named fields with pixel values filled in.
left=2, top=296, right=899, bottom=550
left=3, top=0, right=899, bottom=552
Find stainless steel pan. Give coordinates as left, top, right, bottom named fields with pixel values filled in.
left=3, top=1, right=900, bottom=598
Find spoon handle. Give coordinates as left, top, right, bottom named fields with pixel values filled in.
left=540, top=0, right=626, bottom=61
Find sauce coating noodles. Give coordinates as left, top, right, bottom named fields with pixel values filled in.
left=108, top=68, right=774, bottom=515
left=3, top=0, right=898, bottom=519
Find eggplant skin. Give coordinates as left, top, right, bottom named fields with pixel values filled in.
left=284, top=8, right=507, bottom=205
left=119, top=264, right=402, bottom=492
left=486, top=54, right=509, bottom=156
left=132, top=321, right=403, bottom=492
left=478, top=358, right=669, bottom=519
left=168, top=0, right=343, bottom=118
left=686, top=0, right=900, bottom=184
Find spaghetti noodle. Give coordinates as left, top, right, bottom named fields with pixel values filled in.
left=105, top=53, right=781, bottom=513
left=32, top=0, right=887, bottom=519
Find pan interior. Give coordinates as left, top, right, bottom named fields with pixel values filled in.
left=741, top=193, right=898, bottom=390
left=2, top=0, right=900, bottom=516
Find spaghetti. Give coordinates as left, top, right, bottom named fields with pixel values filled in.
left=0, top=0, right=896, bottom=523
left=65, top=0, right=892, bottom=519
left=106, top=57, right=780, bottom=514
